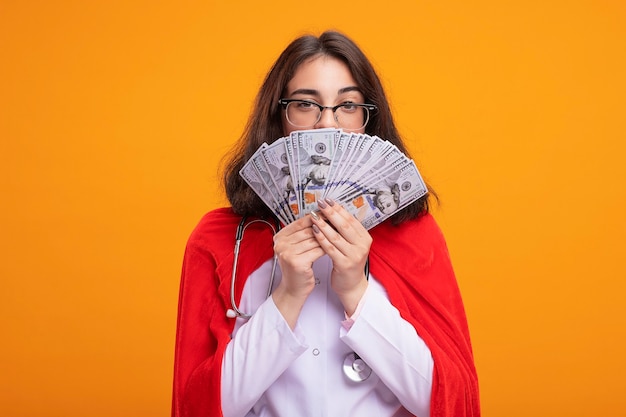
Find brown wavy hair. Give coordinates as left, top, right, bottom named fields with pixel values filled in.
left=222, top=31, right=436, bottom=224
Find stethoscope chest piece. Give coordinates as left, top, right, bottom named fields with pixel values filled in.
left=343, top=352, right=372, bottom=382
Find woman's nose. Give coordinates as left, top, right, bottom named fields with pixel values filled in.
left=314, top=108, right=338, bottom=129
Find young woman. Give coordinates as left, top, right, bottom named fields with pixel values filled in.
left=172, top=31, right=480, bottom=417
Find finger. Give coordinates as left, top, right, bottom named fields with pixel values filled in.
left=274, top=230, right=320, bottom=255
left=310, top=211, right=353, bottom=259
left=316, top=199, right=367, bottom=245
left=310, top=211, right=369, bottom=284
left=274, top=217, right=323, bottom=257
left=278, top=215, right=315, bottom=238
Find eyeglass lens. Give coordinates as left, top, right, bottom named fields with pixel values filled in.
left=285, top=102, right=370, bottom=130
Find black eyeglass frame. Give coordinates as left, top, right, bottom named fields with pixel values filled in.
left=278, top=98, right=377, bottom=128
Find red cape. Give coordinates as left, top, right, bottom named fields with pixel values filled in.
left=172, top=207, right=480, bottom=416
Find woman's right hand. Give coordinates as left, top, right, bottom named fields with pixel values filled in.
left=271, top=215, right=324, bottom=329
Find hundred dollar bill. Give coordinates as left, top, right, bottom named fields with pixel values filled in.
left=330, top=139, right=403, bottom=201
left=339, top=159, right=428, bottom=230
left=354, top=144, right=406, bottom=187
left=294, top=129, right=339, bottom=215
left=284, top=131, right=301, bottom=217
left=324, top=132, right=362, bottom=199
left=336, top=156, right=410, bottom=204
left=239, top=145, right=291, bottom=225
left=251, top=146, right=296, bottom=224
left=328, top=134, right=388, bottom=198
left=261, top=137, right=299, bottom=220
left=370, top=159, right=428, bottom=223
left=348, top=136, right=395, bottom=181
left=328, top=133, right=369, bottom=196
left=323, top=130, right=352, bottom=198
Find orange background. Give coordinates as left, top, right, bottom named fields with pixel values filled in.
left=2, top=1, right=625, bottom=416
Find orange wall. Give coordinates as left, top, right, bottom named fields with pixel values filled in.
left=2, top=1, right=625, bottom=416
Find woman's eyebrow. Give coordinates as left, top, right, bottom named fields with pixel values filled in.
left=290, top=88, right=319, bottom=96
left=289, top=86, right=362, bottom=97
left=338, top=86, right=361, bottom=95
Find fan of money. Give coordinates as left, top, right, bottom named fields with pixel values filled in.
left=239, top=128, right=428, bottom=230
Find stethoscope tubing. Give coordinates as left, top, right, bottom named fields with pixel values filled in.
left=228, top=216, right=279, bottom=319
left=226, top=216, right=373, bottom=382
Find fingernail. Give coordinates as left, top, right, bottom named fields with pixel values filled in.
left=312, top=224, right=320, bottom=234
left=310, top=211, right=320, bottom=221
left=325, top=198, right=335, bottom=206
left=317, top=199, right=328, bottom=209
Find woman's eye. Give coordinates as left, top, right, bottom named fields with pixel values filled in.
left=340, top=103, right=358, bottom=112
left=296, top=101, right=317, bottom=109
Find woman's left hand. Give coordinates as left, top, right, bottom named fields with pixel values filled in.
left=310, top=198, right=372, bottom=315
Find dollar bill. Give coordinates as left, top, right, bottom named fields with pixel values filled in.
left=251, top=145, right=295, bottom=223
left=261, top=138, right=299, bottom=221
left=239, top=145, right=291, bottom=225
left=340, top=159, right=428, bottom=230
left=293, top=129, right=339, bottom=215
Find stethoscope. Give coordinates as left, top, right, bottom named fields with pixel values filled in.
left=226, top=215, right=373, bottom=382
left=226, top=216, right=280, bottom=320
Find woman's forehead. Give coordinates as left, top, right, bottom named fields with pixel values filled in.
left=285, top=56, right=360, bottom=98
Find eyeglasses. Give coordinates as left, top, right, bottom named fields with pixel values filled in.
left=279, top=99, right=376, bottom=130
